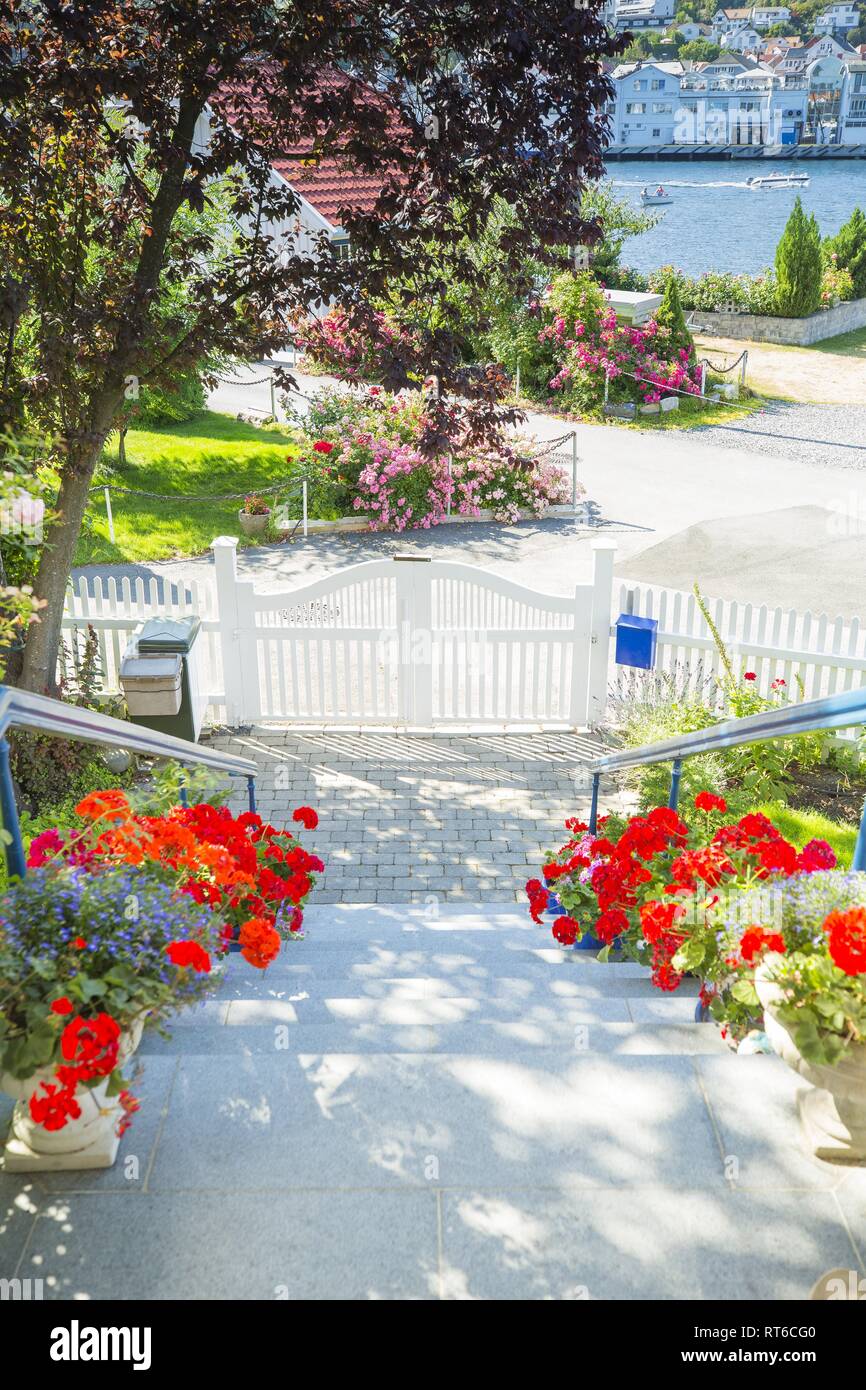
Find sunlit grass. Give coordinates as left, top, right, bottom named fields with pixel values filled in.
left=77, top=411, right=302, bottom=564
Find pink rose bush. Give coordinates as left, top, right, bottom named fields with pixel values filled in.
left=296, top=387, right=573, bottom=533
left=537, top=274, right=702, bottom=413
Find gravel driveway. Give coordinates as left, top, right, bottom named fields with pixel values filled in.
left=691, top=400, right=866, bottom=471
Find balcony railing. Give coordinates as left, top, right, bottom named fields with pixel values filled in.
left=0, top=684, right=258, bottom=880
left=587, top=685, right=866, bottom=870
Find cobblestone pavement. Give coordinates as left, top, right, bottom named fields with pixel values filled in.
left=207, top=728, right=632, bottom=904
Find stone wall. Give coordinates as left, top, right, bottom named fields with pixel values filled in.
left=687, top=295, right=866, bottom=346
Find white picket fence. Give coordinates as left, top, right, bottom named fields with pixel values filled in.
left=615, top=580, right=866, bottom=703
left=61, top=549, right=866, bottom=729
left=63, top=538, right=617, bottom=729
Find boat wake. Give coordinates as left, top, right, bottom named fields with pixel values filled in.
left=613, top=178, right=751, bottom=189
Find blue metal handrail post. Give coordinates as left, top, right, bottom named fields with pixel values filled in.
left=589, top=771, right=600, bottom=834
left=668, top=758, right=683, bottom=812
left=247, top=775, right=257, bottom=814
left=0, top=736, right=26, bottom=880
left=854, top=793, right=866, bottom=873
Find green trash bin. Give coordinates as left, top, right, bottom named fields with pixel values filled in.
left=120, top=615, right=204, bottom=743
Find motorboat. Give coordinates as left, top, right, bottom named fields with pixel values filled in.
left=640, top=184, right=673, bottom=206
left=746, top=171, right=810, bottom=190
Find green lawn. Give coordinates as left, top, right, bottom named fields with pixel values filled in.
left=809, top=324, right=866, bottom=359
left=78, top=411, right=303, bottom=564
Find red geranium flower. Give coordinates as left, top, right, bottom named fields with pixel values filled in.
left=239, top=916, right=281, bottom=969
left=694, top=791, right=727, bottom=814
left=744, top=671, right=757, bottom=681
left=50, top=997, right=74, bottom=1016
left=594, top=908, right=629, bottom=944
left=166, top=940, right=212, bottom=973
left=292, top=806, right=319, bottom=831
left=29, top=1081, right=81, bottom=1132
left=552, top=915, right=579, bottom=947
left=824, top=907, right=866, bottom=976
left=60, top=1013, right=121, bottom=1081
left=797, top=839, right=836, bottom=873
left=740, top=926, right=786, bottom=963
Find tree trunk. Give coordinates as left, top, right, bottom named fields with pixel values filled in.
left=17, top=436, right=106, bottom=695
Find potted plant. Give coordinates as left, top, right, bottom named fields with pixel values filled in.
left=238, top=492, right=271, bottom=537
left=753, top=903, right=866, bottom=1163
left=0, top=863, right=224, bottom=1170
left=31, top=790, right=323, bottom=965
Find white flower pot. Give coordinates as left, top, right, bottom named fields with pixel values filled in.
left=755, top=960, right=866, bottom=1164
left=0, top=1016, right=145, bottom=1172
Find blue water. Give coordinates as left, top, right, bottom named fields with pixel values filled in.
left=608, top=160, right=866, bottom=276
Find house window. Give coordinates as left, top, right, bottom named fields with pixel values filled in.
left=652, top=127, right=661, bottom=136
left=652, top=102, right=672, bottom=112
left=330, top=237, right=351, bottom=262
left=626, top=102, right=646, bottom=113
left=634, top=80, right=647, bottom=90
left=651, top=79, right=666, bottom=89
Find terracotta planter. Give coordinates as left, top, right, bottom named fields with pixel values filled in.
left=0, top=1016, right=146, bottom=1172
left=756, top=959, right=866, bottom=1164
left=237, top=509, right=271, bottom=538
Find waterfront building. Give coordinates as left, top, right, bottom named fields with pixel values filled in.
left=839, top=58, right=866, bottom=140
left=608, top=57, right=807, bottom=146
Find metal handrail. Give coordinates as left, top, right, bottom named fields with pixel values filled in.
left=0, top=683, right=259, bottom=881
left=586, top=685, right=866, bottom=871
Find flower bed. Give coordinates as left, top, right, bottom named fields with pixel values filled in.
left=286, top=385, right=572, bottom=531
left=0, top=788, right=323, bottom=1156
left=527, top=794, right=866, bottom=1061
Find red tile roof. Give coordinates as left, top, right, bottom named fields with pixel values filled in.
left=218, top=67, right=406, bottom=232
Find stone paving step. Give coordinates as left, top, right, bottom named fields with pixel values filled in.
left=138, top=1019, right=729, bottom=1057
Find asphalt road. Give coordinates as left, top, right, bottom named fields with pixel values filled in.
left=71, top=367, right=866, bottom=620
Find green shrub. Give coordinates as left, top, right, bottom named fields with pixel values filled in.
left=654, top=273, right=695, bottom=362
left=132, top=369, right=206, bottom=427
left=824, top=207, right=866, bottom=299
left=774, top=197, right=822, bottom=318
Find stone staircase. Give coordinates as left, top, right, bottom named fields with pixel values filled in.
left=116, top=902, right=864, bottom=1300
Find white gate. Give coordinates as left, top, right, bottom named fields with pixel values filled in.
left=212, top=538, right=615, bottom=728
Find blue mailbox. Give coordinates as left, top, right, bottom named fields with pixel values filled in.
left=615, top=613, right=658, bottom=670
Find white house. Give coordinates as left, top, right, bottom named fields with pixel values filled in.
left=721, top=26, right=763, bottom=51
left=609, top=61, right=683, bottom=144
left=614, top=0, right=676, bottom=31
left=839, top=58, right=866, bottom=138
left=814, top=5, right=860, bottom=36
left=677, top=21, right=711, bottom=41
left=608, top=57, right=805, bottom=145
left=751, top=6, right=792, bottom=29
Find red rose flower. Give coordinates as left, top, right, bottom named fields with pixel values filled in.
left=292, top=806, right=319, bottom=831
left=312, top=440, right=334, bottom=454
left=744, top=671, right=757, bottom=681
left=824, top=907, right=866, bottom=976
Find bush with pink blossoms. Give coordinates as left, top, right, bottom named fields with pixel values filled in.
left=538, top=272, right=702, bottom=414
left=295, top=307, right=422, bottom=380
left=292, top=386, right=575, bottom=531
